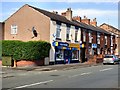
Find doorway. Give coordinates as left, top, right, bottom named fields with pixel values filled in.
left=64, top=50, right=71, bottom=64
left=80, top=48, right=85, bottom=63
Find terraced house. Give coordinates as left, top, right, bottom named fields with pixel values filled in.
left=100, top=23, right=120, bottom=57
left=3, top=4, right=117, bottom=65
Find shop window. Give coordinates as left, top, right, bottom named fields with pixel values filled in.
left=56, top=49, right=64, bottom=60
left=11, top=25, right=18, bottom=34
left=72, top=50, right=78, bottom=60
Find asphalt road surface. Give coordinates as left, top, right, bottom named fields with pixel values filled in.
left=2, top=64, right=119, bottom=89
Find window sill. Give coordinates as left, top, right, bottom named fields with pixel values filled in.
left=56, top=38, right=61, bottom=40
left=75, top=41, right=79, bottom=43
left=66, top=39, right=71, bottom=42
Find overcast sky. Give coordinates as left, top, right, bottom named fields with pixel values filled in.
left=1, top=0, right=119, bottom=28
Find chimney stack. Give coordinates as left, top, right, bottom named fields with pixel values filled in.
left=81, top=16, right=90, bottom=25
left=90, top=18, right=97, bottom=27
left=72, top=16, right=81, bottom=22
left=61, top=8, right=72, bottom=21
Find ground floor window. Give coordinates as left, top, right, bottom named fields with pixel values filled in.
left=89, top=47, right=92, bottom=55
left=56, top=49, right=64, bottom=60
left=72, top=50, right=79, bottom=60
left=97, top=48, right=100, bottom=54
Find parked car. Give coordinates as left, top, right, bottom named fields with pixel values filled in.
left=103, top=55, right=119, bottom=65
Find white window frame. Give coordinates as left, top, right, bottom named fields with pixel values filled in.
left=97, top=33, right=100, bottom=44
left=97, top=48, right=100, bottom=54
left=75, top=29, right=78, bottom=41
left=11, top=25, right=18, bottom=35
left=111, top=36, right=113, bottom=46
left=89, top=32, right=92, bottom=43
left=56, top=24, right=61, bottom=38
left=83, top=31, right=86, bottom=42
left=105, top=36, right=107, bottom=45
left=66, top=26, right=70, bottom=40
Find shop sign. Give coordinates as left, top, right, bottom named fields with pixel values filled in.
left=80, top=44, right=84, bottom=48
left=52, top=42, right=68, bottom=47
left=92, top=44, right=97, bottom=48
left=52, top=41, right=58, bottom=46
left=69, top=43, right=80, bottom=50
left=69, top=43, right=80, bottom=48
left=58, top=42, right=68, bottom=47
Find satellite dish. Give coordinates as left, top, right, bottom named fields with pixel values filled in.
left=32, top=27, right=38, bottom=38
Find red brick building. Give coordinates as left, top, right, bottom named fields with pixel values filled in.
left=100, top=23, right=120, bottom=56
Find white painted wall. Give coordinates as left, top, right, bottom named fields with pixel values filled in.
left=49, top=20, right=56, bottom=62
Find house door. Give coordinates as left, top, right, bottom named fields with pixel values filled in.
left=80, top=48, right=85, bottom=63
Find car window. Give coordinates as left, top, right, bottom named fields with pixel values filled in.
left=104, top=56, right=113, bottom=58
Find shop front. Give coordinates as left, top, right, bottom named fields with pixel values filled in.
left=52, top=41, right=80, bottom=64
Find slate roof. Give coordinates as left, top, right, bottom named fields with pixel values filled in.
left=28, top=4, right=110, bottom=34
left=28, top=5, right=81, bottom=27
left=73, top=20, right=111, bottom=34
left=100, top=23, right=120, bottom=31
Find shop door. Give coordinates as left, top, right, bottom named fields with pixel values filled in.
left=64, top=50, right=71, bottom=64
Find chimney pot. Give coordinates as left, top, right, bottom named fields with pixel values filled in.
left=67, top=8, right=71, bottom=11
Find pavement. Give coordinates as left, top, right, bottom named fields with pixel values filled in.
left=1, top=62, right=102, bottom=78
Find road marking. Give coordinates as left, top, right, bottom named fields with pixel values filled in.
left=14, top=80, right=53, bottom=88
left=99, top=68, right=113, bottom=72
left=80, top=72, right=92, bottom=76
left=69, top=72, right=92, bottom=78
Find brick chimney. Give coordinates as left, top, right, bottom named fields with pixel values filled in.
left=81, top=16, right=90, bottom=25
left=90, top=18, right=97, bottom=27
left=61, top=8, right=72, bottom=21
left=72, top=16, right=81, bottom=22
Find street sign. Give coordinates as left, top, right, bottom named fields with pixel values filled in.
left=92, top=44, right=97, bottom=48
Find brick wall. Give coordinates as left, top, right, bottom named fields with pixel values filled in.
left=16, top=60, right=44, bottom=67
left=4, top=4, right=50, bottom=42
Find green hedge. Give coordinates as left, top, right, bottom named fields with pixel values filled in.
left=2, top=40, right=51, bottom=61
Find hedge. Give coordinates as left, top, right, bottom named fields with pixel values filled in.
left=2, top=40, right=51, bottom=61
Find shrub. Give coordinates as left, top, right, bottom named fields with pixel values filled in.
left=2, top=40, right=51, bottom=61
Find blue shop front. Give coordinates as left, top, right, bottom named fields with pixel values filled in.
left=52, top=41, right=80, bottom=64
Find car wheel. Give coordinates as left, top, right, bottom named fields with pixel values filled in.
left=113, top=62, right=116, bottom=65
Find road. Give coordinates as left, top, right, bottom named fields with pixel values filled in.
left=2, top=64, right=119, bottom=89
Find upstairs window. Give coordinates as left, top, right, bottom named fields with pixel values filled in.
left=89, top=32, right=92, bottom=43
left=97, top=33, right=100, bottom=44
left=11, top=25, right=18, bottom=35
left=105, top=36, right=107, bottom=45
left=56, top=24, right=61, bottom=38
left=83, top=31, right=86, bottom=42
left=66, top=26, right=70, bottom=40
left=75, top=29, right=78, bottom=41
left=111, top=36, right=113, bottom=46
